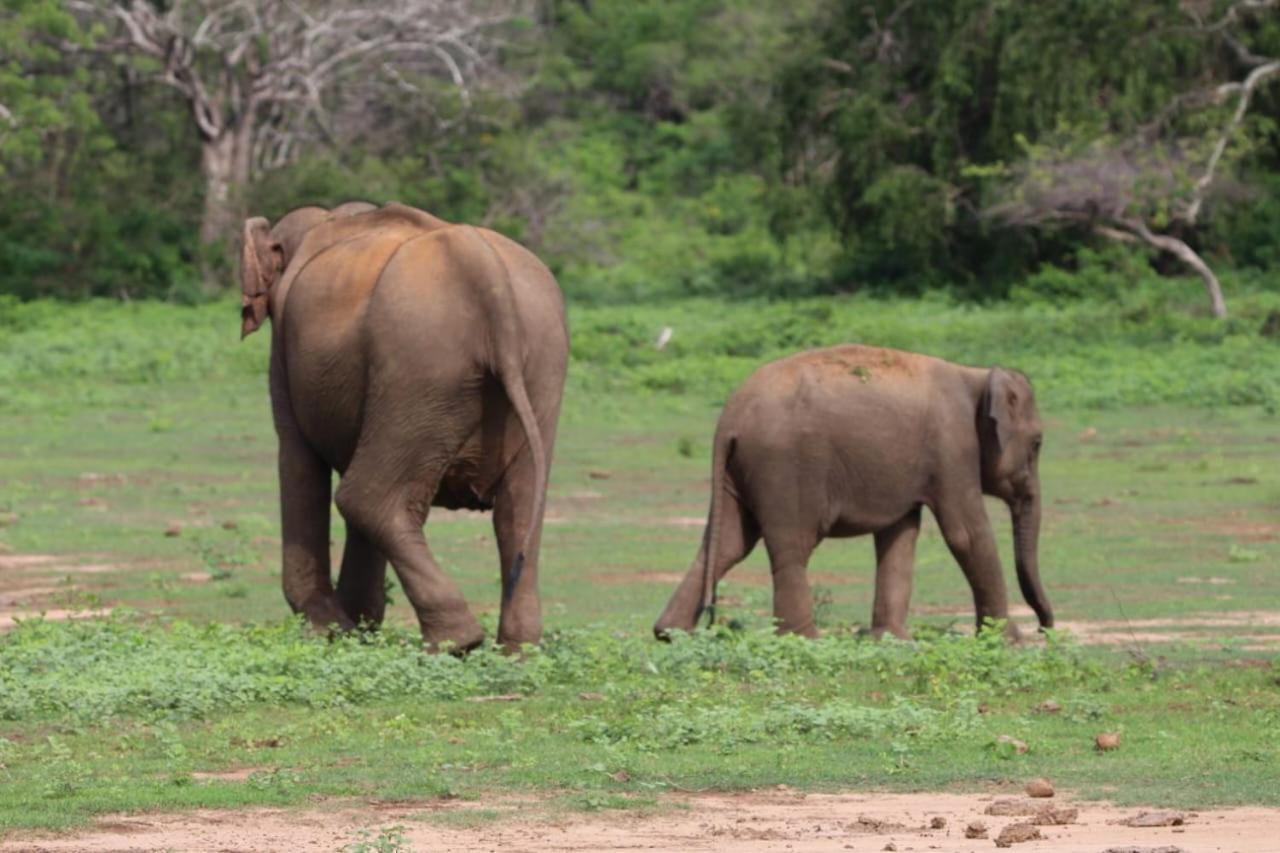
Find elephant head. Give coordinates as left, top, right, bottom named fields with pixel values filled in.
left=239, top=203, right=378, bottom=338
left=980, top=369, right=1052, bottom=629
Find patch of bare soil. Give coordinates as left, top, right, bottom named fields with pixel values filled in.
left=4, top=790, right=1278, bottom=853
left=0, top=554, right=118, bottom=631
left=1052, top=610, right=1280, bottom=649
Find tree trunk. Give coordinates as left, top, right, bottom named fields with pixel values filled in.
left=198, top=115, right=254, bottom=248
left=197, top=115, right=254, bottom=289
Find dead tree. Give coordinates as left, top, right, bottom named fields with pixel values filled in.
left=989, top=0, right=1280, bottom=319
left=68, top=1, right=524, bottom=248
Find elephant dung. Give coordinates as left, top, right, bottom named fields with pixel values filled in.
left=1025, top=777, right=1055, bottom=798
left=1095, top=731, right=1123, bottom=751
left=964, top=820, right=988, bottom=839
left=994, top=822, right=1042, bottom=847
left=1031, top=807, right=1078, bottom=825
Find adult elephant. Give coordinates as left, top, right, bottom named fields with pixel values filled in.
left=653, top=345, right=1052, bottom=640
left=239, top=202, right=568, bottom=652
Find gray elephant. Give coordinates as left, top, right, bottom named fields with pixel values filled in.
left=239, top=201, right=568, bottom=652
left=653, top=344, right=1052, bottom=640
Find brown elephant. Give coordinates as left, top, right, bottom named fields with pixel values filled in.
left=239, top=201, right=568, bottom=652
left=653, top=344, right=1052, bottom=640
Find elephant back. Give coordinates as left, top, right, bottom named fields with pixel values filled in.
left=272, top=204, right=450, bottom=326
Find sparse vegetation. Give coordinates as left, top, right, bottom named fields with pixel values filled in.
left=0, top=295, right=1278, bottom=835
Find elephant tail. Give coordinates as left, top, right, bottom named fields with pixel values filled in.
left=457, top=227, right=550, bottom=604
left=699, top=429, right=734, bottom=628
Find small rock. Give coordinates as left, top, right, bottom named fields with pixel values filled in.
left=1025, top=778, right=1055, bottom=798
left=964, top=821, right=987, bottom=839
left=163, top=524, right=182, bottom=538
left=1119, top=811, right=1185, bottom=827
left=1036, top=699, right=1062, bottom=713
left=997, top=734, right=1029, bottom=754
left=929, top=816, right=946, bottom=830
left=882, top=844, right=897, bottom=852
left=579, top=691, right=607, bottom=701
left=1095, top=731, right=1122, bottom=751
left=994, top=822, right=1041, bottom=847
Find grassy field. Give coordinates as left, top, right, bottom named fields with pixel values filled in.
left=1, top=288, right=1279, bottom=834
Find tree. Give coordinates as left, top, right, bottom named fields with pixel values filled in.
left=988, top=0, right=1280, bottom=318
left=66, top=0, right=525, bottom=251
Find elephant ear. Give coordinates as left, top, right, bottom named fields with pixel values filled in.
left=239, top=217, right=284, bottom=339
left=985, top=368, right=1022, bottom=451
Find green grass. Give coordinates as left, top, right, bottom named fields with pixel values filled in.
left=1, top=291, right=1279, bottom=832
left=1, top=618, right=1277, bottom=831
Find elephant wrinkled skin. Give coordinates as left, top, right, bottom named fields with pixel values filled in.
left=240, top=202, right=568, bottom=652
left=654, top=345, right=1052, bottom=640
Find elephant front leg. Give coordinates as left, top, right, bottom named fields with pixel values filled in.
left=871, top=508, right=922, bottom=640
left=933, top=497, right=1017, bottom=639
left=279, top=436, right=354, bottom=632
left=336, top=523, right=388, bottom=628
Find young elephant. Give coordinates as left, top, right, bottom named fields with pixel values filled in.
left=653, top=345, right=1052, bottom=640
left=240, top=202, right=568, bottom=652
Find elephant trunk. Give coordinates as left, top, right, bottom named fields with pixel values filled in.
left=1011, top=489, right=1053, bottom=629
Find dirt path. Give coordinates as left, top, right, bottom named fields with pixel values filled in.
left=4, top=790, right=1277, bottom=852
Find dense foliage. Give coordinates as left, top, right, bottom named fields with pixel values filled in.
left=1, top=0, right=1278, bottom=302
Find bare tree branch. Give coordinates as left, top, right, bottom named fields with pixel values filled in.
left=989, top=1, right=1280, bottom=319
left=1185, top=58, right=1280, bottom=223
left=65, top=0, right=526, bottom=247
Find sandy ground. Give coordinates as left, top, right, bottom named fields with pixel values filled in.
left=2, top=790, right=1277, bottom=852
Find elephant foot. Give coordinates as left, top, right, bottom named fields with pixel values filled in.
left=497, top=619, right=542, bottom=654
left=420, top=614, right=486, bottom=655
left=297, top=594, right=358, bottom=635
left=652, top=616, right=699, bottom=641
left=870, top=625, right=912, bottom=641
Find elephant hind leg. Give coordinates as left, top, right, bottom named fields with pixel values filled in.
left=763, top=533, right=821, bottom=638
left=278, top=433, right=354, bottom=634
left=491, top=448, right=552, bottom=652
left=335, top=523, right=388, bottom=628
left=653, top=492, right=760, bottom=637
left=335, top=441, right=484, bottom=653
left=871, top=507, right=922, bottom=640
